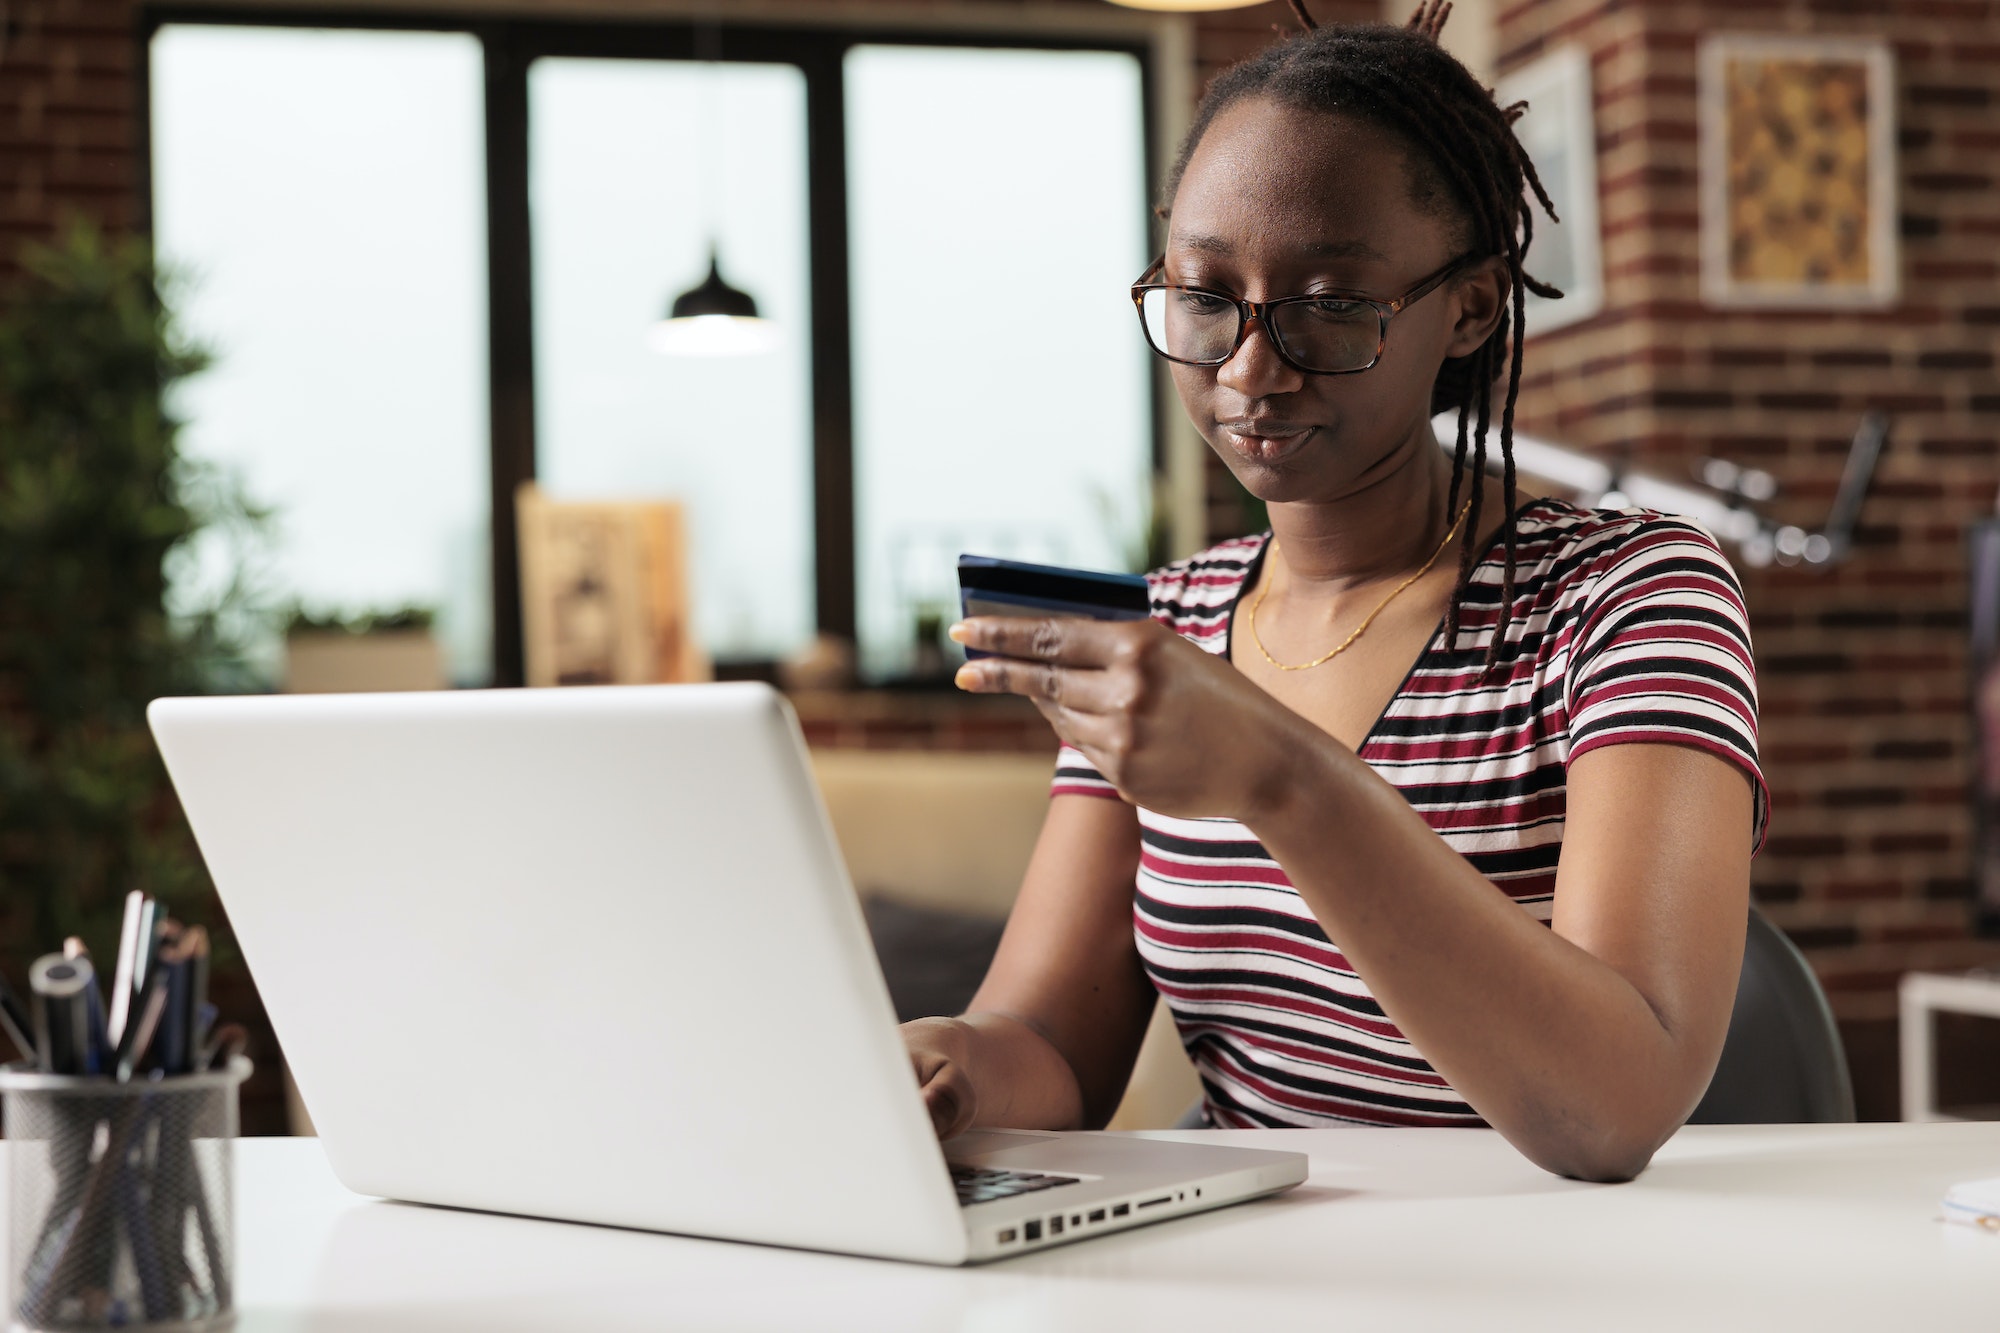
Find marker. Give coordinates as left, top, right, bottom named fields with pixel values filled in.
left=28, top=955, right=95, bottom=1075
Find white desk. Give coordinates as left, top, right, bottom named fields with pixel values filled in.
left=31, top=1125, right=1999, bottom=1331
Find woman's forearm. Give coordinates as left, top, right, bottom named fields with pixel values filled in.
left=958, top=1011, right=1090, bottom=1131
left=1244, top=734, right=1719, bottom=1181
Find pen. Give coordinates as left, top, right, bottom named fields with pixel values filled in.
left=199, top=1022, right=248, bottom=1073
left=57, top=936, right=107, bottom=1072
left=115, top=970, right=168, bottom=1084
left=113, top=921, right=177, bottom=1083
left=156, top=948, right=192, bottom=1077
left=163, top=926, right=211, bottom=1076
left=29, top=955, right=95, bottom=1076
left=130, top=898, right=163, bottom=1012
left=83, top=976, right=108, bottom=1075
left=108, top=890, right=145, bottom=1047
left=0, top=967, right=38, bottom=1063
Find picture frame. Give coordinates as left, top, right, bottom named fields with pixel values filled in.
left=515, top=485, right=709, bottom=688
left=1497, top=46, right=1604, bottom=336
left=1698, top=34, right=1898, bottom=309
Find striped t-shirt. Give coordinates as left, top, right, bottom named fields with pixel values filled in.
left=1053, top=498, right=1766, bottom=1128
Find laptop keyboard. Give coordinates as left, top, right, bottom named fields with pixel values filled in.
left=951, top=1164, right=1082, bottom=1207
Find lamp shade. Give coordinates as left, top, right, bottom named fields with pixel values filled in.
left=669, top=254, right=759, bottom=319
left=649, top=253, right=778, bottom=357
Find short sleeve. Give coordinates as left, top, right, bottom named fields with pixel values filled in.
left=1565, top=520, right=1768, bottom=852
left=1051, top=743, right=1123, bottom=800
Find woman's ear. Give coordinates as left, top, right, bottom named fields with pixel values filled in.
left=1443, top=257, right=1510, bottom=359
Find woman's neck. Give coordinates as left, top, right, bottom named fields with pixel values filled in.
left=1264, top=421, right=1459, bottom=594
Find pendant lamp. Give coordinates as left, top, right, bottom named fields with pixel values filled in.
left=647, top=249, right=778, bottom=357
left=649, top=21, right=778, bottom=358
left=1100, top=0, right=1265, bottom=9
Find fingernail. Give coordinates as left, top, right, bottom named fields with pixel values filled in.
left=953, top=664, right=978, bottom=690
left=946, top=622, right=969, bottom=643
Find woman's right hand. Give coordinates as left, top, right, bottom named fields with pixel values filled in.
left=903, top=1016, right=982, bottom=1139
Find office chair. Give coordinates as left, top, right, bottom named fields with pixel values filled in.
left=1173, top=905, right=1857, bottom=1129
left=1688, top=905, right=1857, bottom=1123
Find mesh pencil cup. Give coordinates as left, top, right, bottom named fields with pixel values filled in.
left=1, top=1058, right=249, bottom=1332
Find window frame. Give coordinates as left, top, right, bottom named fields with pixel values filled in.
left=137, top=5, right=1179, bottom=686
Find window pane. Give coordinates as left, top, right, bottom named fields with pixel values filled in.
left=529, top=58, right=814, bottom=664
left=150, top=26, right=491, bottom=685
left=846, top=45, right=1153, bottom=678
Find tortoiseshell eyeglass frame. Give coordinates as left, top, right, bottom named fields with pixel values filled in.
left=1129, top=251, right=1480, bottom=376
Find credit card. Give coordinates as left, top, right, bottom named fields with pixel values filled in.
left=956, top=555, right=1151, bottom=659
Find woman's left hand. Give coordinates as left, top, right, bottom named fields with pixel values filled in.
left=949, top=616, right=1305, bottom=822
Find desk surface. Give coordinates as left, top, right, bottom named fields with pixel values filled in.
left=27, top=1124, right=2000, bottom=1331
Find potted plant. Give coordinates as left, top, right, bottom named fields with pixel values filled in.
left=283, top=604, right=445, bottom=693
left=0, top=222, right=228, bottom=964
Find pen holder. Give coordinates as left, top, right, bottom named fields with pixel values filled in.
left=1, top=1059, right=249, bottom=1332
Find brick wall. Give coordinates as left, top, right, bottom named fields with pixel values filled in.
left=0, top=0, right=141, bottom=268
left=1489, top=0, right=2000, bottom=1114
left=8, top=0, right=1994, bottom=1117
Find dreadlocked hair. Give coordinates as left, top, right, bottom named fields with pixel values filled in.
left=1160, top=0, right=1562, bottom=671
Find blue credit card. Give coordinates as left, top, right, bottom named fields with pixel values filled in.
left=956, top=555, right=1151, bottom=659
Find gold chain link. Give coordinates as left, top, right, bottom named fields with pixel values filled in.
left=1245, top=501, right=1472, bottom=672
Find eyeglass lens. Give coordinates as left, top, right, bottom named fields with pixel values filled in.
left=1139, top=288, right=1382, bottom=373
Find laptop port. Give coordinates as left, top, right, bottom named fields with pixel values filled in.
left=1112, top=1203, right=1130, bottom=1217
left=1137, top=1195, right=1171, bottom=1209
left=1088, top=1209, right=1106, bottom=1223
left=997, top=1228, right=1018, bottom=1244
left=1024, top=1220, right=1042, bottom=1241
left=1049, top=1215, right=1066, bottom=1236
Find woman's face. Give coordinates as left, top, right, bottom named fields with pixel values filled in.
left=1163, top=95, right=1504, bottom=506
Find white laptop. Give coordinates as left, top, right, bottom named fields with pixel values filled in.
left=147, top=683, right=1306, bottom=1265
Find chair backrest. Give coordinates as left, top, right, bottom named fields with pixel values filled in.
left=1689, top=906, right=1857, bottom=1124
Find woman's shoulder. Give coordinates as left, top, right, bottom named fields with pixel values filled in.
left=1511, top=497, right=1743, bottom=602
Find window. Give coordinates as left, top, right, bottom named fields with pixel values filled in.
left=145, top=16, right=1166, bottom=685
left=846, top=46, right=1152, bottom=677
left=529, top=58, right=815, bottom=662
left=150, top=24, right=492, bottom=684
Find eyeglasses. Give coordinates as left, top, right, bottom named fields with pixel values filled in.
left=1130, top=252, right=1478, bottom=376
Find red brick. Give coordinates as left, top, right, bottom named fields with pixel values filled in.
left=1913, top=260, right=2000, bottom=280
left=1870, top=832, right=1957, bottom=853
left=1764, top=834, right=1848, bottom=858
left=1826, top=879, right=1903, bottom=901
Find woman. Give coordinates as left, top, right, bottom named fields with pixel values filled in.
left=905, top=3, right=1764, bottom=1183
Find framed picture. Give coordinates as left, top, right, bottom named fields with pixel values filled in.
left=1497, top=46, right=1603, bottom=336
left=1699, top=34, right=1898, bottom=309
left=515, top=486, right=709, bottom=688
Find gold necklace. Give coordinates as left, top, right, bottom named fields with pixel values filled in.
left=1246, top=501, right=1472, bottom=672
